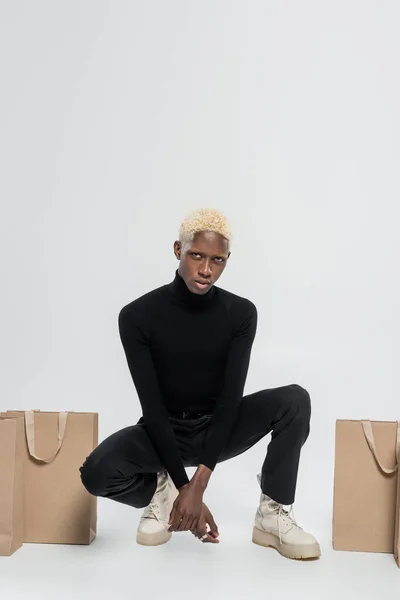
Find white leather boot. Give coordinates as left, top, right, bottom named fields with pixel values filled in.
left=252, top=474, right=321, bottom=560
left=136, top=471, right=179, bottom=546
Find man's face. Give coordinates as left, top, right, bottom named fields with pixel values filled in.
left=173, top=231, right=231, bottom=295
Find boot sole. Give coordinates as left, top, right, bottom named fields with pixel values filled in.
left=136, top=530, right=172, bottom=546
left=252, top=527, right=321, bottom=560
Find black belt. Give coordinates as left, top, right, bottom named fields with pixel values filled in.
left=168, top=410, right=212, bottom=420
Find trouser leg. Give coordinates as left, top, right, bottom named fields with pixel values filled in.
left=79, top=416, right=205, bottom=509
left=79, top=423, right=163, bottom=508
left=216, top=383, right=311, bottom=505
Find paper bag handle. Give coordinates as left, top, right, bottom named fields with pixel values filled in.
left=24, top=411, right=68, bottom=463
left=361, top=420, right=400, bottom=475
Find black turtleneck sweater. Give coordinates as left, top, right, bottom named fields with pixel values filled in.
left=118, top=270, right=258, bottom=489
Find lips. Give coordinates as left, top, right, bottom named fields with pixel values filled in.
left=194, top=280, right=211, bottom=289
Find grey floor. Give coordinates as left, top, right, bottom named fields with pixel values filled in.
left=1, top=509, right=398, bottom=600
left=1, top=460, right=398, bottom=600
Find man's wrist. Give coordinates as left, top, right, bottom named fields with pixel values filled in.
left=189, top=479, right=207, bottom=494
left=177, top=483, right=189, bottom=491
left=190, top=464, right=212, bottom=492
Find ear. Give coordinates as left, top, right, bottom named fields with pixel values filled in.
left=173, top=241, right=181, bottom=260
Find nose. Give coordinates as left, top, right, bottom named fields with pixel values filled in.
left=199, top=259, right=212, bottom=278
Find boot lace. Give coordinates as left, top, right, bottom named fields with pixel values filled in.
left=276, top=503, right=302, bottom=544
left=142, top=495, right=162, bottom=522
left=142, top=473, right=168, bottom=523
left=264, top=502, right=302, bottom=544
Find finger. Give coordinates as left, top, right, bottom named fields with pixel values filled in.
left=204, top=532, right=219, bottom=544
left=184, top=516, right=197, bottom=532
left=194, top=522, right=205, bottom=535
left=201, top=532, right=214, bottom=543
left=188, top=517, right=198, bottom=532
left=177, top=515, right=190, bottom=532
left=168, top=507, right=176, bottom=526
left=168, top=511, right=182, bottom=532
left=189, top=521, right=198, bottom=536
left=170, top=516, right=182, bottom=531
left=168, top=513, right=176, bottom=531
left=195, top=521, right=205, bottom=539
left=207, top=514, right=219, bottom=536
left=200, top=526, right=219, bottom=544
left=196, top=523, right=208, bottom=542
left=210, top=528, right=219, bottom=538
left=169, top=498, right=180, bottom=524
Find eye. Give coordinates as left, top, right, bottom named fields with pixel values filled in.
left=191, top=253, right=201, bottom=258
left=215, top=257, right=225, bottom=263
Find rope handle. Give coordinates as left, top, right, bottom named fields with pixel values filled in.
left=24, top=411, right=68, bottom=463
left=361, top=420, right=400, bottom=475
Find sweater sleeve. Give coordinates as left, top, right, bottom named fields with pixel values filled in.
left=118, top=304, right=189, bottom=489
left=198, top=300, right=258, bottom=471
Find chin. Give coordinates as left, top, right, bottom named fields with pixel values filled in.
left=191, top=283, right=212, bottom=295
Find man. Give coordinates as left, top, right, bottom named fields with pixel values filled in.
left=80, top=208, right=320, bottom=560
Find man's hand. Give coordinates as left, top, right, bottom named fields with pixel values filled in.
left=168, top=482, right=203, bottom=532
left=191, top=503, right=219, bottom=544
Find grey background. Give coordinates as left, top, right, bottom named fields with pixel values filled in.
left=1, top=1, right=399, bottom=597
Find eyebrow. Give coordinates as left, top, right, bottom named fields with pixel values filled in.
left=190, top=250, right=227, bottom=259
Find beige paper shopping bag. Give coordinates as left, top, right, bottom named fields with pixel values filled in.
left=2, top=410, right=98, bottom=545
left=395, top=447, right=400, bottom=567
left=0, top=417, right=24, bottom=556
left=333, top=419, right=400, bottom=554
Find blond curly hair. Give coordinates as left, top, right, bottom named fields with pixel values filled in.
left=178, top=208, right=232, bottom=250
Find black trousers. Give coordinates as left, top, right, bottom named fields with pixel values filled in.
left=80, top=384, right=311, bottom=507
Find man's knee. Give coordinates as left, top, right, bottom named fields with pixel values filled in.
left=79, top=454, right=107, bottom=497
left=287, top=384, right=311, bottom=419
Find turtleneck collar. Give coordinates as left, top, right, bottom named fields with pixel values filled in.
left=168, top=269, right=217, bottom=310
